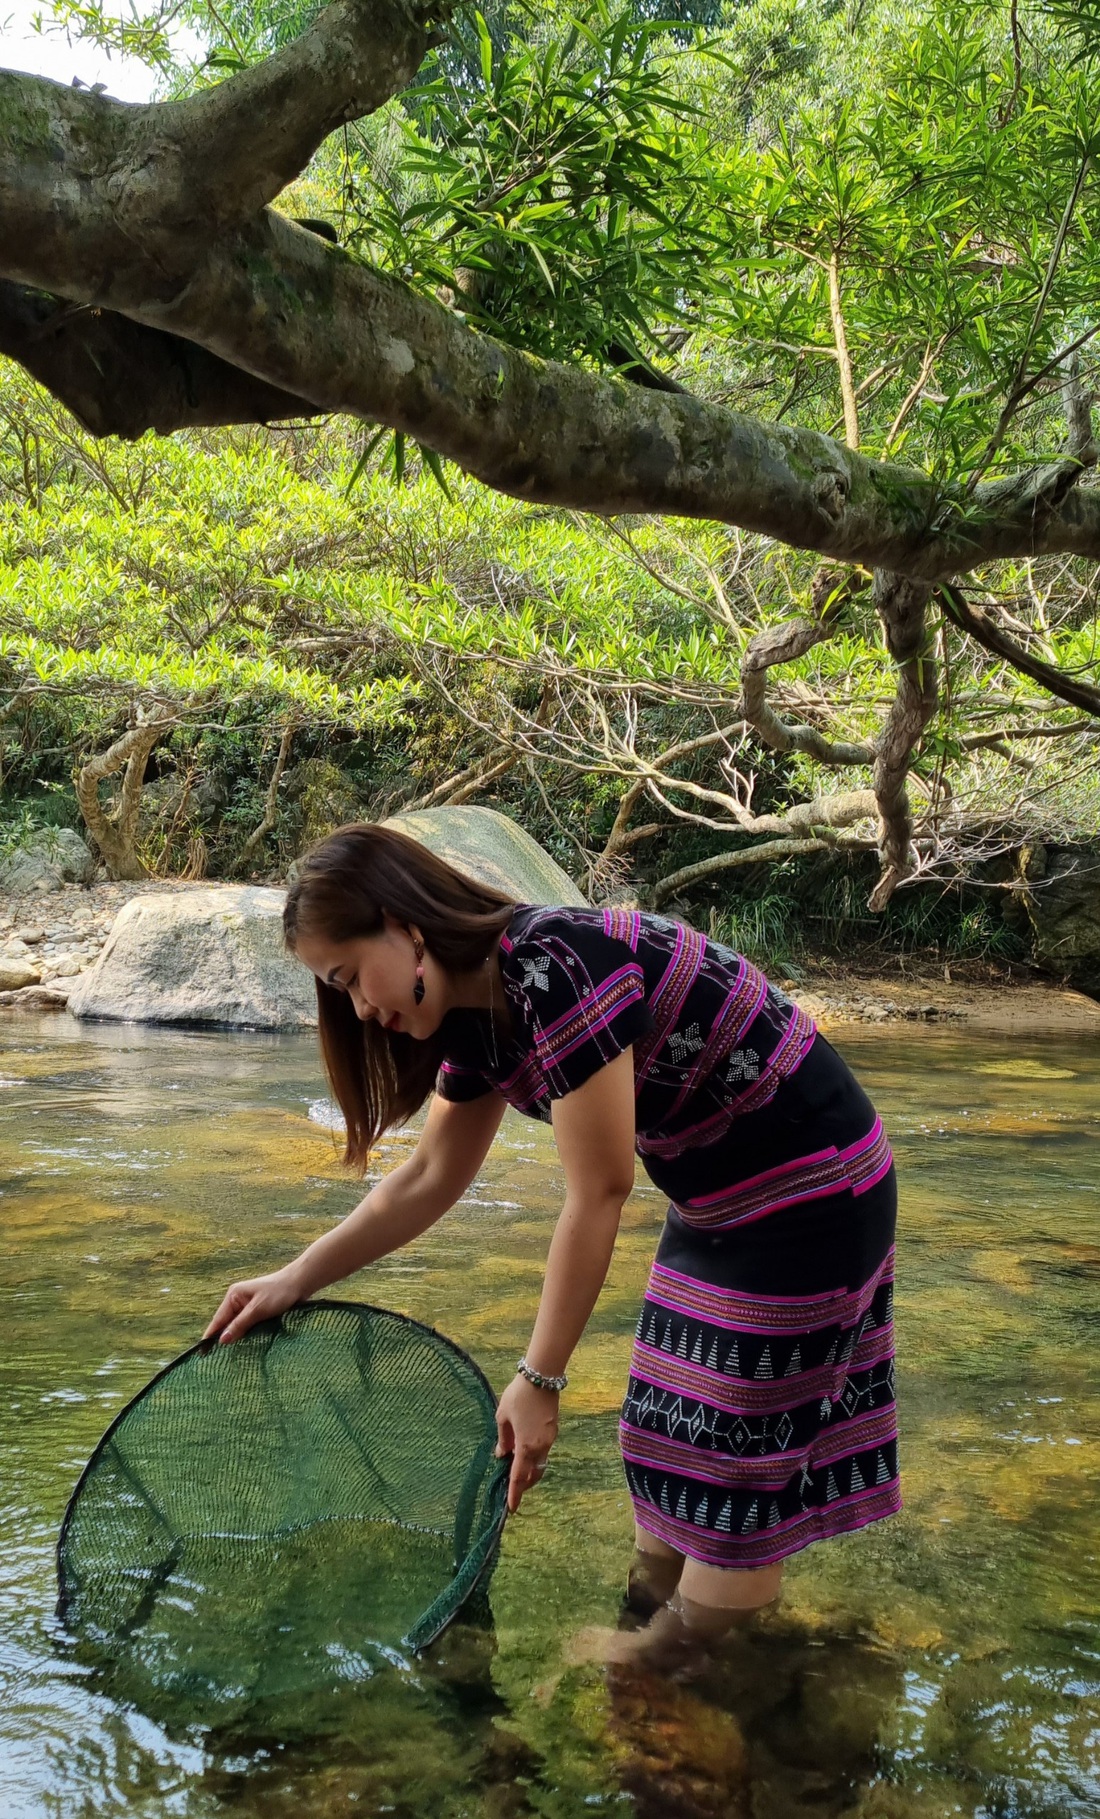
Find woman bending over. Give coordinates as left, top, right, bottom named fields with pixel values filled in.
left=205, top=825, right=899, bottom=1651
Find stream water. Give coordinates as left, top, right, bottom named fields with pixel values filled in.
left=1, top=1009, right=1098, bottom=1818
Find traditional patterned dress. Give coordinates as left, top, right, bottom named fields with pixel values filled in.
left=438, top=905, right=899, bottom=1569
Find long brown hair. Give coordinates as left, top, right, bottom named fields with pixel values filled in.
left=284, top=823, right=515, bottom=1169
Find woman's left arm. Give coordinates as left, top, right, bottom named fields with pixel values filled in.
left=495, top=1047, right=637, bottom=1511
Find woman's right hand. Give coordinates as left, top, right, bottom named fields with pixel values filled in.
left=203, top=1266, right=304, bottom=1344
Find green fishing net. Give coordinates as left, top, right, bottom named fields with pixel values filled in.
left=57, top=1301, right=509, bottom=1730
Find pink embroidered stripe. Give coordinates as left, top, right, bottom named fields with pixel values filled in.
left=658, top=960, right=765, bottom=1123
left=532, top=965, right=645, bottom=1066
left=629, top=1330, right=894, bottom=1415
left=644, top=1250, right=894, bottom=1335
left=633, top=923, right=704, bottom=1073
left=669, top=1118, right=893, bottom=1231
left=633, top=1481, right=902, bottom=1569
left=602, top=907, right=643, bottom=948
left=620, top=1405, right=898, bottom=1490
left=637, top=1003, right=817, bottom=1160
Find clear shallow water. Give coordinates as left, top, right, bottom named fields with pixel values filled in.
left=1, top=1010, right=1098, bottom=1818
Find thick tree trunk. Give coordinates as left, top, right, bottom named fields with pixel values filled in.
left=74, top=717, right=174, bottom=880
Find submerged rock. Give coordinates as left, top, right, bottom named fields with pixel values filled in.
left=67, top=886, right=316, bottom=1030
left=382, top=805, right=585, bottom=905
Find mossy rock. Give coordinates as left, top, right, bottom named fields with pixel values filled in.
left=383, top=806, right=586, bottom=906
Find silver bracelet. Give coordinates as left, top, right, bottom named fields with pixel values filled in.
left=516, top=1355, right=568, bottom=1392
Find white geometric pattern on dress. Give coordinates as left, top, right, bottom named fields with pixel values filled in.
left=667, top=1022, right=703, bottom=1064
left=725, top=1338, right=741, bottom=1375
left=820, top=1397, right=833, bottom=1420
left=676, top=1488, right=689, bottom=1520
left=850, top=1458, right=865, bottom=1492
left=784, top=1345, right=802, bottom=1376
left=755, top=1345, right=774, bottom=1380
left=716, top=1498, right=733, bottom=1533
left=706, top=1337, right=719, bottom=1370
left=875, top=1450, right=892, bottom=1484
left=741, top=1499, right=758, bottom=1534
left=519, top=955, right=552, bottom=992
left=725, top=1046, right=761, bottom=1084
left=826, top=1469, right=840, bottom=1502
left=676, top=1328, right=689, bottom=1358
left=691, top=1332, right=703, bottom=1364
left=695, top=1496, right=709, bottom=1527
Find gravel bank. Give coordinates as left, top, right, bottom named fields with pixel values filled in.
left=1, top=880, right=1098, bottom=1034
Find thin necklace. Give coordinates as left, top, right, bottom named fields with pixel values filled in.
left=486, top=952, right=502, bottom=1074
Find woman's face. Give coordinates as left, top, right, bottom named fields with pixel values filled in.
left=294, top=917, right=441, bottom=1039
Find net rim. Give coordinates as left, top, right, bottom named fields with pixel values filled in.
left=56, top=1297, right=509, bottom=1638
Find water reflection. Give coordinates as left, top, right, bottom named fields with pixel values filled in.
left=1, top=1012, right=1098, bottom=1817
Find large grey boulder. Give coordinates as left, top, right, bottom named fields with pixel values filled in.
left=68, top=887, right=316, bottom=1029
left=382, top=806, right=586, bottom=905
left=0, top=827, right=96, bottom=894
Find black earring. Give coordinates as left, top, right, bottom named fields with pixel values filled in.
left=413, top=938, right=425, bottom=1005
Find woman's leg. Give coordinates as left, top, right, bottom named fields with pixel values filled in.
left=672, top=1558, right=783, bottom=1640
left=627, top=1524, right=685, bottom=1615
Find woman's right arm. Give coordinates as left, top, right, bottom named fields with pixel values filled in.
left=203, top=1089, right=507, bottom=1343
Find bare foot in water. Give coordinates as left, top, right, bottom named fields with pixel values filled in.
left=565, top=1606, right=708, bottom=1673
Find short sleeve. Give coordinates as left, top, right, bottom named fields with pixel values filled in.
left=503, top=911, right=653, bottom=1101
left=436, top=1057, right=493, bottom=1103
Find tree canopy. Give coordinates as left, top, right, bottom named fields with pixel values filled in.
left=2, top=0, right=1099, bottom=910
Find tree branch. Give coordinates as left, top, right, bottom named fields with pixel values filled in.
left=0, top=0, right=431, bottom=262
left=238, top=719, right=297, bottom=867
left=4, top=33, right=1100, bottom=579
left=938, top=583, right=1100, bottom=716
left=0, top=280, right=323, bottom=437
left=74, top=709, right=177, bottom=879
left=827, top=254, right=860, bottom=451
left=649, top=836, right=834, bottom=910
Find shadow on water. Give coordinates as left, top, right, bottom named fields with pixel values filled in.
left=1, top=1013, right=1098, bottom=1816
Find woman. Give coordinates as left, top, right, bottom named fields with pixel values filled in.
left=205, top=824, right=899, bottom=1649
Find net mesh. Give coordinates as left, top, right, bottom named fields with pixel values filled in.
left=57, top=1302, right=508, bottom=1729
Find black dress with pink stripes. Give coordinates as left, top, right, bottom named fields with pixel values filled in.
left=437, top=904, right=899, bottom=1569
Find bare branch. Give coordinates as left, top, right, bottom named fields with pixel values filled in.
left=239, top=719, right=297, bottom=867
left=0, top=280, right=322, bottom=438
left=650, top=836, right=833, bottom=910
left=740, top=565, right=875, bottom=764
left=1060, top=346, right=1098, bottom=467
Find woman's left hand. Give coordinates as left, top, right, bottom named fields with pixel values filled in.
left=495, top=1374, right=560, bottom=1513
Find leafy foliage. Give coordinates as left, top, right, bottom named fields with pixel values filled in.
left=5, top=0, right=1100, bottom=931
